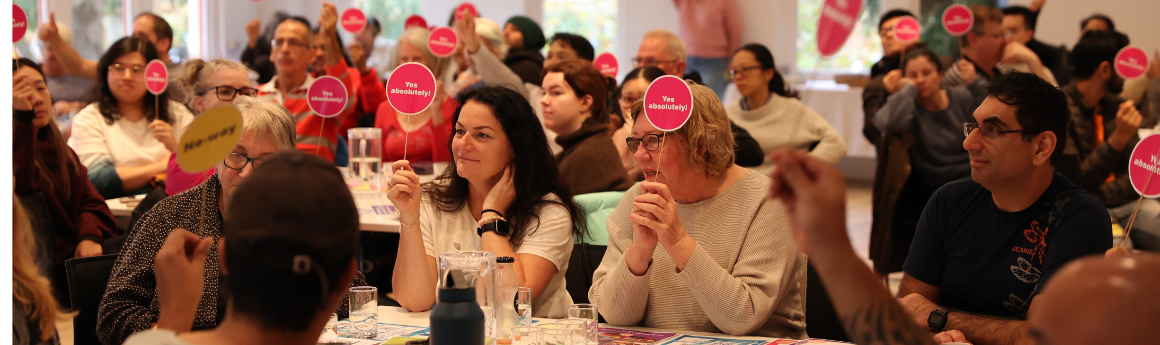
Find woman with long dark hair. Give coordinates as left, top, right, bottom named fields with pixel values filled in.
left=725, top=43, right=847, bottom=175
left=388, top=85, right=587, bottom=318
left=13, top=57, right=118, bottom=307
left=67, top=37, right=194, bottom=199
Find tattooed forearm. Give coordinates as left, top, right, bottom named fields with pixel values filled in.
left=840, top=299, right=937, bottom=345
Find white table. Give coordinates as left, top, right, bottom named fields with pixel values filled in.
left=372, top=306, right=786, bottom=343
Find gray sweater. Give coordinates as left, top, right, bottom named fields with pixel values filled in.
left=873, top=83, right=986, bottom=190
left=588, top=172, right=807, bottom=339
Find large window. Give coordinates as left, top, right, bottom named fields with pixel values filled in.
left=542, top=0, right=618, bottom=55
left=355, top=0, right=422, bottom=41
left=153, top=0, right=191, bottom=62
left=796, top=0, right=883, bottom=74
left=71, top=0, right=125, bottom=60
left=14, top=0, right=40, bottom=60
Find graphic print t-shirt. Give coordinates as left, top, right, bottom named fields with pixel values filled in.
left=903, top=171, right=1111, bottom=318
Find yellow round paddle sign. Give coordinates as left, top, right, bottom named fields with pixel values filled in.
left=177, top=105, right=243, bottom=173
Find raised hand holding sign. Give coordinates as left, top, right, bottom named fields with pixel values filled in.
left=177, top=105, right=244, bottom=173
left=145, top=60, right=169, bottom=95
left=341, top=8, right=367, bottom=32
left=428, top=27, right=459, bottom=58
left=387, top=63, right=438, bottom=161
left=816, top=0, right=864, bottom=58
left=893, top=16, right=920, bottom=44
left=942, top=4, right=974, bottom=36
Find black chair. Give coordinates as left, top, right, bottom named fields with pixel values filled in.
left=65, top=254, right=119, bottom=345
left=805, top=262, right=849, bottom=342
left=564, top=243, right=607, bottom=305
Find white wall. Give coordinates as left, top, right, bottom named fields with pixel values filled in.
left=1008, top=0, right=1160, bottom=51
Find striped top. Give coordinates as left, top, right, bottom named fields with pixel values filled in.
left=588, top=172, right=807, bottom=339
left=257, top=61, right=357, bottom=162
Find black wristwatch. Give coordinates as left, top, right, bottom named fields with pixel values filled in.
left=477, top=219, right=511, bottom=238
left=928, top=309, right=949, bottom=333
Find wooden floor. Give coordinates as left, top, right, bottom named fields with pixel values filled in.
left=54, top=180, right=881, bottom=344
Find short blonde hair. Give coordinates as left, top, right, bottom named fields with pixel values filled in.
left=630, top=80, right=734, bottom=176
left=644, top=28, right=687, bottom=62
left=232, top=96, right=297, bottom=151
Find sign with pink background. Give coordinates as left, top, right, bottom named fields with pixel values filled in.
left=643, top=75, right=694, bottom=132
left=1129, top=134, right=1160, bottom=198
left=1115, top=46, right=1149, bottom=79
left=145, top=60, right=168, bottom=95
left=307, top=76, right=348, bottom=118
left=386, top=63, right=437, bottom=115
left=428, top=27, right=458, bottom=57
left=816, top=0, right=863, bottom=58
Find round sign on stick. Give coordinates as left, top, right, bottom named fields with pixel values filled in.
left=1115, top=46, right=1149, bottom=79
left=455, top=2, right=478, bottom=20
left=145, top=60, right=168, bottom=95
left=177, top=105, right=244, bottom=173
left=1128, top=134, right=1160, bottom=198
left=404, top=15, right=427, bottom=30
left=307, top=76, right=349, bottom=118
left=341, top=8, right=367, bottom=32
left=942, top=4, right=974, bottom=36
left=643, top=75, right=694, bottom=132
left=386, top=63, right=437, bottom=115
left=893, top=16, right=921, bottom=43
left=816, top=0, right=864, bottom=58
left=13, top=5, right=28, bottom=42
left=594, top=53, right=619, bottom=76
left=428, top=27, right=459, bottom=57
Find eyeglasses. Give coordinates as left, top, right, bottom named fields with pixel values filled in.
left=223, top=152, right=262, bottom=170
left=632, top=56, right=679, bottom=67
left=109, top=63, right=146, bottom=76
left=271, top=38, right=309, bottom=49
left=963, top=122, right=1037, bottom=140
left=202, top=86, right=260, bottom=101
left=625, top=133, right=669, bottom=153
left=728, top=66, right=763, bottom=78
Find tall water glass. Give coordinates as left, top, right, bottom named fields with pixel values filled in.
left=568, top=304, right=599, bottom=344
left=516, top=287, right=533, bottom=326
left=349, top=286, right=379, bottom=339
left=347, top=128, right=382, bottom=193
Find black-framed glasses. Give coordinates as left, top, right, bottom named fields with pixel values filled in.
left=963, top=122, right=1037, bottom=140
left=632, top=56, right=679, bottom=67
left=625, top=133, right=669, bottom=153
left=202, top=86, right=260, bottom=101
left=728, top=66, right=763, bottom=78
left=223, top=152, right=262, bottom=170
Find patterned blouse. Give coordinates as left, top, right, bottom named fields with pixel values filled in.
left=97, top=175, right=366, bottom=345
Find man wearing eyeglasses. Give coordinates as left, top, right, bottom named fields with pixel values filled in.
left=1059, top=30, right=1160, bottom=251
left=634, top=29, right=697, bottom=83
left=896, top=72, right=1111, bottom=345
left=943, top=5, right=1057, bottom=88
left=256, top=2, right=357, bottom=163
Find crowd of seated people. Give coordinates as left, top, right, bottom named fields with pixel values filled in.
left=13, top=1, right=1160, bottom=344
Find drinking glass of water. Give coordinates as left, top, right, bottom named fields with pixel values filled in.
left=516, top=287, right=533, bottom=326
left=349, top=286, right=379, bottom=339
left=568, top=303, right=599, bottom=344
left=347, top=128, right=383, bottom=193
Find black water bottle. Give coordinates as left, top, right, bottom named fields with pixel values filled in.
left=429, top=269, right=484, bottom=345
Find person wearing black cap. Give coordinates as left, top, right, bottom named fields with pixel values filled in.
left=97, top=97, right=368, bottom=345
left=123, top=151, right=361, bottom=345
left=389, top=85, right=588, bottom=318
left=503, top=16, right=547, bottom=87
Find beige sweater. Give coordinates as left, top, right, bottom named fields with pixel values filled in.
left=588, top=172, right=807, bottom=339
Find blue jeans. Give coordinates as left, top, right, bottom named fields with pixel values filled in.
left=1111, top=198, right=1160, bottom=252
left=687, top=56, right=730, bottom=100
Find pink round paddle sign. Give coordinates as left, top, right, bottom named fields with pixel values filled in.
left=1129, top=134, right=1160, bottom=198
left=404, top=15, right=427, bottom=30
left=307, top=76, right=348, bottom=118
left=13, top=5, right=27, bottom=42
left=428, top=27, right=458, bottom=57
left=816, top=0, right=863, bottom=58
left=594, top=53, right=618, bottom=76
left=455, top=2, right=478, bottom=20
left=1115, top=46, right=1149, bottom=79
left=893, top=16, right=921, bottom=44
left=942, top=4, right=974, bottom=36
left=386, top=63, right=437, bottom=115
left=643, top=75, right=694, bottom=132
left=341, top=8, right=367, bottom=33
left=145, top=60, right=168, bottom=95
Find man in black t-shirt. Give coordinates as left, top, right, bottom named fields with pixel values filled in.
left=897, top=72, right=1112, bottom=345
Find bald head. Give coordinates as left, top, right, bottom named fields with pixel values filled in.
left=1030, top=254, right=1160, bottom=345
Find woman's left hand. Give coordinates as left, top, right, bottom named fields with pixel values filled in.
left=149, top=119, right=178, bottom=153
left=631, top=182, right=690, bottom=248
left=482, top=163, right=516, bottom=216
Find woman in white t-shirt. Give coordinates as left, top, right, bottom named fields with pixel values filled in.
left=387, top=85, right=587, bottom=318
left=67, top=37, right=194, bottom=199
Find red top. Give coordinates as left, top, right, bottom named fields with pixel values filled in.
left=374, top=98, right=457, bottom=162
left=257, top=60, right=357, bottom=162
